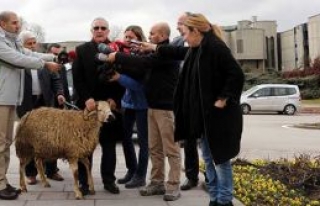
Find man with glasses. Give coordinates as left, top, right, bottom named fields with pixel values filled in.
left=0, top=10, right=60, bottom=200
left=72, top=17, right=125, bottom=196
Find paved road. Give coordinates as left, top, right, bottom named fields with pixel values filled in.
left=3, top=112, right=318, bottom=205
left=4, top=123, right=244, bottom=206
left=239, top=112, right=320, bottom=160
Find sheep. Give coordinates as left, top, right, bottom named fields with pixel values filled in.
left=15, top=101, right=114, bottom=200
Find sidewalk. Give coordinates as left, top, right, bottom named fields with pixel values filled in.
left=4, top=143, right=244, bottom=206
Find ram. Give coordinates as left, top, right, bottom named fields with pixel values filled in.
left=15, top=101, right=113, bottom=199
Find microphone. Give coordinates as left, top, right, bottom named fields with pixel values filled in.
left=95, top=53, right=109, bottom=61
left=98, top=43, right=114, bottom=54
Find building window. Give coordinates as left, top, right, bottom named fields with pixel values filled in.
left=270, top=37, right=275, bottom=68
left=237, top=39, right=243, bottom=53
left=265, top=37, right=269, bottom=67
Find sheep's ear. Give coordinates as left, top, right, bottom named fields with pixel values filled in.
left=83, top=108, right=97, bottom=120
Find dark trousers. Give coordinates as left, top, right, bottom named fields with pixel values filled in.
left=25, top=160, right=58, bottom=177
left=122, top=108, right=148, bottom=178
left=78, top=111, right=123, bottom=187
left=25, top=95, right=58, bottom=177
left=183, top=138, right=199, bottom=181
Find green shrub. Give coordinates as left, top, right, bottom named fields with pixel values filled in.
left=244, top=72, right=320, bottom=100
left=301, top=89, right=320, bottom=99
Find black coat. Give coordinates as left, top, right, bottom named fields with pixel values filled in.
left=157, top=32, right=245, bottom=164
left=115, top=40, right=179, bottom=110
left=72, top=41, right=125, bottom=109
left=16, top=68, right=63, bottom=118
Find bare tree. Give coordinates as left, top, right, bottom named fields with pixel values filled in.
left=19, top=17, right=46, bottom=43
left=109, top=25, right=123, bottom=41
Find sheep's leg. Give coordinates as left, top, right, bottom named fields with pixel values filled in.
left=80, top=157, right=95, bottom=195
left=35, top=158, right=50, bottom=187
left=19, top=157, right=30, bottom=192
left=69, top=159, right=83, bottom=200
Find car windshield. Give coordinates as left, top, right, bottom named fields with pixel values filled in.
left=242, top=85, right=259, bottom=96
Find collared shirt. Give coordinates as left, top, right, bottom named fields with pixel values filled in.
left=30, top=70, right=42, bottom=95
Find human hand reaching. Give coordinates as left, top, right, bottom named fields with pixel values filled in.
left=45, top=62, right=61, bottom=73
left=85, top=98, right=96, bottom=111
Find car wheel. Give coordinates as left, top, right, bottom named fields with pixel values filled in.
left=241, top=104, right=251, bottom=114
left=283, top=105, right=296, bottom=115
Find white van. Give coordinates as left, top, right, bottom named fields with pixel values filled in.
left=240, top=84, right=301, bottom=115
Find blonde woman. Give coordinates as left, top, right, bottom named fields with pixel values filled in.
left=127, top=12, right=244, bottom=206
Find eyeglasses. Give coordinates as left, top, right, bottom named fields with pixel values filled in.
left=93, top=26, right=107, bottom=31
left=25, top=41, right=37, bottom=46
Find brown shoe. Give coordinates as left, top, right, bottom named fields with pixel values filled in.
left=27, top=176, right=37, bottom=185
left=47, top=173, right=64, bottom=181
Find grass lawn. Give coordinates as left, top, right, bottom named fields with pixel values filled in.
left=302, top=98, right=320, bottom=105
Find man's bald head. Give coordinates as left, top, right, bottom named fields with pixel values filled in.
left=0, top=11, right=21, bottom=34
left=149, top=22, right=171, bottom=44
left=0, top=11, right=17, bottom=22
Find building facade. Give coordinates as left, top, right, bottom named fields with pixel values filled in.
left=308, top=14, right=320, bottom=65
left=223, top=17, right=278, bottom=73
left=279, top=24, right=309, bottom=71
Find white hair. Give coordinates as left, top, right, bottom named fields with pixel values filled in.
left=91, top=17, right=109, bottom=29
left=18, top=30, right=37, bottom=44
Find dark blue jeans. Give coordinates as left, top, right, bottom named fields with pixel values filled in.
left=122, top=108, right=148, bottom=178
left=200, top=137, right=233, bottom=204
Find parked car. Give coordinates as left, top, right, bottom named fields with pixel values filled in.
left=240, top=84, right=301, bottom=115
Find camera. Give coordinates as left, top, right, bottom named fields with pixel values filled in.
left=54, top=50, right=69, bottom=65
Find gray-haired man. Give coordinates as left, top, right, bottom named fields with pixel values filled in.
left=0, top=11, right=60, bottom=200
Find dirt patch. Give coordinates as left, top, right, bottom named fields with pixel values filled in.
left=293, top=123, right=320, bottom=130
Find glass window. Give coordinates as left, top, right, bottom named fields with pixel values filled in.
left=252, top=88, right=272, bottom=97
left=274, top=88, right=287, bottom=96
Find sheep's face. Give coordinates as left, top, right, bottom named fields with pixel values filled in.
left=97, top=101, right=115, bottom=123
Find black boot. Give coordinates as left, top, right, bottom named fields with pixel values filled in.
left=117, top=171, right=134, bottom=184
left=209, top=200, right=217, bottom=206
left=217, top=202, right=233, bottom=206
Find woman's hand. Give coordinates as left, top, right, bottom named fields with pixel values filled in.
left=106, top=52, right=116, bottom=63
left=214, top=99, right=227, bottom=109
left=108, top=71, right=120, bottom=82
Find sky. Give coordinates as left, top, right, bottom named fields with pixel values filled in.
left=1, top=0, right=320, bottom=43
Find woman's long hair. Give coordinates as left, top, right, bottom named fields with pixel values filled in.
left=184, top=12, right=224, bottom=42
left=124, top=25, right=146, bottom=42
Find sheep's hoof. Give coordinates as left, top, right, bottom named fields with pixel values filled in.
left=43, top=183, right=51, bottom=187
left=75, top=194, right=84, bottom=200
left=21, top=187, right=27, bottom=193
left=89, top=190, right=95, bottom=195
